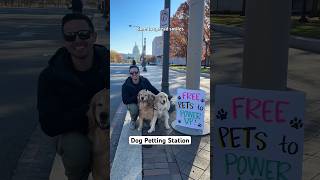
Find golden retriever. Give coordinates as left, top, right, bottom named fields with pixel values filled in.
left=87, top=88, right=109, bottom=180
left=137, top=89, right=156, bottom=132
left=147, top=92, right=171, bottom=133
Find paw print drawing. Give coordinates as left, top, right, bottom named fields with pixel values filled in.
left=216, top=108, right=228, bottom=121
left=290, top=117, right=303, bottom=129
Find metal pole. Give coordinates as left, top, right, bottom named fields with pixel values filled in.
left=242, top=0, right=291, bottom=90
left=186, top=0, right=204, bottom=90
left=141, top=31, right=143, bottom=62
left=161, top=0, right=170, bottom=95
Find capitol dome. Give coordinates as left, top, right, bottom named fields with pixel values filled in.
left=132, top=42, right=140, bottom=62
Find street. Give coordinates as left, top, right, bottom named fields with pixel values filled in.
left=0, top=8, right=63, bottom=179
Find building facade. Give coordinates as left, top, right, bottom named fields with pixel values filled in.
left=152, top=36, right=163, bottom=65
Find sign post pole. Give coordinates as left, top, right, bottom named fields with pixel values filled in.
left=161, top=0, right=170, bottom=96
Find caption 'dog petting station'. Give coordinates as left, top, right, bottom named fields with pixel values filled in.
left=213, top=85, right=305, bottom=180
left=172, top=88, right=209, bottom=135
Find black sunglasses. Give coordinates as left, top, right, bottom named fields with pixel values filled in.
left=63, top=30, right=92, bottom=42
left=130, top=71, right=139, bottom=75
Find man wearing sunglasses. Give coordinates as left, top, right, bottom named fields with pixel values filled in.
left=37, top=13, right=109, bottom=180
left=122, top=65, right=159, bottom=130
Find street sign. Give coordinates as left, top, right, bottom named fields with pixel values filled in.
left=160, top=8, right=169, bottom=29
left=176, top=88, right=206, bottom=130
left=213, top=84, right=305, bottom=180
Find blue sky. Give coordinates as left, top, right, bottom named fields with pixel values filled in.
left=110, top=0, right=186, bottom=55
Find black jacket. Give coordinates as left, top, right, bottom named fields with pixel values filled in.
left=37, top=44, right=109, bottom=137
left=122, top=76, right=159, bottom=104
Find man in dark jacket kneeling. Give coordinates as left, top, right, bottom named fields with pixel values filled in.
left=122, top=65, right=159, bottom=130
left=37, top=13, right=109, bottom=180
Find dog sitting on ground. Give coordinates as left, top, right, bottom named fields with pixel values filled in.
left=137, top=89, right=156, bottom=133
left=87, top=88, right=109, bottom=180
left=147, top=92, right=171, bottom=133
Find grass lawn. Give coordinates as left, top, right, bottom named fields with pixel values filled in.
left=170, top=65, right=210, bottom=74
left=211, top=15, right=320, bottom=39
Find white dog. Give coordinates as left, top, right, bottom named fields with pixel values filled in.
left=148, top=92, right=171, bottom=133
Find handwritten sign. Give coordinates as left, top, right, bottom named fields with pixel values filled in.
left=213, top=85, right=305, bottom=180
left=176, top=88, right=205, bottom=129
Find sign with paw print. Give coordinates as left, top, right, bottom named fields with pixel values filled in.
left=213, top=85, right=305, bottom=180
left=176, top=88, right=206, bottom=130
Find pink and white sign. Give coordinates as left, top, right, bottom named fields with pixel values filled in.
left=214, top=85, right=305, bottom=180
left=176, top=88, right=206, bottom=130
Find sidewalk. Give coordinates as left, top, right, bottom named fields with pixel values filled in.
left=213, top=24, right=320, bottom=53
left=111, top=69, right=211, bottom=180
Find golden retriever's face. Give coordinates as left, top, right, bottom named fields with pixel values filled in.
left=138, top=89, right=154, bottom=103
left=156, top=92, right=170, bottom=111
left=88, top=88, right=109, bottom=129
left=157, top=92, right=168, bottom=105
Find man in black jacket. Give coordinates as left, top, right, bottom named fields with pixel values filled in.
left=122, top=65, right=159, bottom=130
left=37, top=13, right=109, bottom=180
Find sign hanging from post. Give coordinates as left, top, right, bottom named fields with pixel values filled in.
left=176, top=88, right=206, bottom=130
left=160, top=8, right=169, bottom=29
left=213, top=84, right=305, bottom=180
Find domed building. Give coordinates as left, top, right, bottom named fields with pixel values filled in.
left=132, top=42, right=140, bottom=63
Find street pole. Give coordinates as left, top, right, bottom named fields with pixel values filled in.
left=242, top=0, right=291, bottom=90
left=141, top=31, right=143, bottom=63
left=186, top=0, right=204, bottom=90
left=161, top=0, right=170, bottom=95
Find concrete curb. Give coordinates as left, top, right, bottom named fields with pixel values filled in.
left=110, top=111, right=142, bottom=180
left=213, top=24, right=320, bottom=53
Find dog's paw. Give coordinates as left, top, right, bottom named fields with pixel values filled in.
left=147, top=128, right=155, bottom=133
left=165, top=125, right=170, bottom=129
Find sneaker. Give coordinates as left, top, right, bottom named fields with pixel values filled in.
left=129, top=120, right=136, bottom=130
